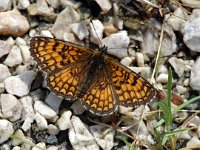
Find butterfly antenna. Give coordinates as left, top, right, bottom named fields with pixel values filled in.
left=89, top=19, right=103, bottom=48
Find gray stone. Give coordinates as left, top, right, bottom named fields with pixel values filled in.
left=0, top=39, right=12, bottom=58
left=168, top=57, right=185, bottom=77
left=51, top=6, right=80, bottom=39
left=18, top=0, right=30, bottom=9
left=190, top=57, right=200, bottom=90
left=0, top=0, right=12, bottom=12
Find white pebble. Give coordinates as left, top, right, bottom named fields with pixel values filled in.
left=21, top=117, right=34, bottom=132
left=168, top=57, right=185, bottom=77
left=69, top=116, right=99, bottom=150
left=158, top=65, right=168, bottom=74
left=19, top=45, right=32, bottom=63
left=12, top=146, right=21, bottom=150
left=20, top=96, right=34, bottom=120
left=41, top=30, right=54, bottom=38
left=176, top=85, right=187, bottom=94
left=0, top=119, right=14, bottom=144
left=48, top=124, right=59, bottom=135
left=47, top=146, right=59, bottom=150
left=15, top=37, right=26, bottom=46
left=0, top=64, right=11, bottom=82
left=12, top=129, right=25, bottom=146
left=0, top=94, right=22, bottom=121
left=102, top=31, right=130, bottom=59
left=95, top=0, right=112, bottom=14
left=135, top=52, right=144, bottom=67
left=120, top=57, right=132, bottom=67
left=32, top=142, right=46, bottom=150
left=0, top=82, right=5, bottom=94
left=70, top=20, right=89, bottom=40
left=4, top=46, right=23, bottom=67
left=89, top=20, right=104, bottom=45
left=4, top=71, right=35, bottom=97
left=90, top=125, right=115, bottom=150
left=57, top=111, right=72, bottom=130
left=34, top=101, right=57, bottom=119
left=34, top=112, right=48, bottom=130
left=156, top=73, right=168, bottom=84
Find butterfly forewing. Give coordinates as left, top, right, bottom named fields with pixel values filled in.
left=105, top=57, right=156, bottom=107
left=30, top=37, right=93, bottom=73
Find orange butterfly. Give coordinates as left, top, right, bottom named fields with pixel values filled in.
left=30, top=37, right=156, bottom=115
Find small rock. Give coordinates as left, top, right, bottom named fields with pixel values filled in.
left=156, top=73, right=168, bottom=84
left=12, top=129, right=25, bottom=146
left=51, top=6, right=80, bottom=39
left=183, top=78, right=190, bottom=86
left=129, top=67, right=151, bottom=78
left=167, top=7, right=188, bottom=31
left=0, top=82, right=5, bottom=94
left=45, top=92, right=63, bottom=113
left=135, top=52, right=145, bottom=67
left=19, top=45, right=32, bottom=64
left=48, top=124, right=59, bottom=135
left=95, top=0, right=112, bottom=14
left=34, top=112, right=48, bottom=130
left=32, top=142, right=46, bottom=150
left=71, top=100, right=86, bottom=115
left=0, top=0, right=12, bottom=12
left=70, top=20, right=89, bottom=40
left=41, top=30, right=54, bottom=38
left=4, top=71, right=36, bottom=97
left=46, top=135, right=58, bottom=145
left=102, top=31, right=130, bottom=59
left=0, top=64, right=11, bottom=82
left=186, top=137, right=200, bottom=149
left=90, top=125, right=115, bottom=150
left=0, top=39, right=12, bottom=58
left=63, top=32, right=81, bottom=43
left=57, top=111, right=72, bottom=130
left=21, top=117, right=34, bottom=132
left=34, top=101, right=57, bottom=119
left=12, top=146, right=21, bottom=150
left=104, top=23, right=118, bottom=36
left=183, top=11, right=200, bottom=52
left=15, top=37, right=26, bottom=46
left=15, top=65, right=29, bottom=75
left=158, top=65, right=168, bottom=74
left=0, top=119, right=14, bottom=144
left=69, top=116, right=99, bottom=150
left=118, top=105, right=133, bottom=114
left=176, top=85, right=187, bottom=94
left=181, top=0, right=200, bottom=8
left=0, top=10, right=30, bottom=36
left=141, top=21, right=177, bottom=57
left=190, top=57, right=200, bottom=90
left=120, top=57, right=132, bottom=67
left=168, top=57, right=185, bottom=77
left=0, top=94, right=22, bottom=121
left=4, top=46, right=23, bottom=67
left=89, top=20, right=104, bottom=45
left=18, top=0, right=30, bottom=9
left=46, top=0, right=60, bottom=8
left=47, top=146, right=59, bottom=150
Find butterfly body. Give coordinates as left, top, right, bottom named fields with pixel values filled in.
left=30, top=37, right=156, bottom=115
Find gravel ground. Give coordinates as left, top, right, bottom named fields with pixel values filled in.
left=0, top=0, right=200, bottom=150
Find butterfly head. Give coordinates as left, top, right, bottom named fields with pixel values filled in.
left=99, top=45, right=108, bottom=54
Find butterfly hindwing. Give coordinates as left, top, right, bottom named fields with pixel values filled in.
left=106, top=57, right=156, bottom=107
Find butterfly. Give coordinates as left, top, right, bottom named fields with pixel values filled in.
left=30, top=37, right=156, bottom=116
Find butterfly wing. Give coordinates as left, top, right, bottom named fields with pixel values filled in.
left=105, top=57, right=156, bottom=107
left=30, top=37, right=93, bottom=73
left=47, top=61, right=90, bottom=100
left=80, top=67, right=118, bottom=115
